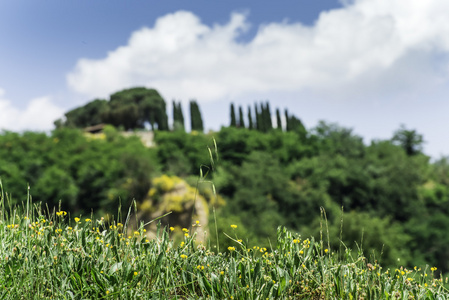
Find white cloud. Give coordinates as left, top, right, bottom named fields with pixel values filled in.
left=65, top=1, right=449, bottom=157
left=0, top=89, right=64, bottom=132
left=67, top=1, right=449, bottom=103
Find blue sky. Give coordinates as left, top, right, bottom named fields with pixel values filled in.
left=1, top=0, right=449, bottom=157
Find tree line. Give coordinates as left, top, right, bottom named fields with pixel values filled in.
left=56, top=87, right=307, bottom=136
left=56, top=87, right=204, bottom=132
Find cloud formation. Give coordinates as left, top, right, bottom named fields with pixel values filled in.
left=67, top=0, right=449, bottom=103
left=0, top=88, right=64, bottom=132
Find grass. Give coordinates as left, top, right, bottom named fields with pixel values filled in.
left=0, top=198, right=448, bottom=300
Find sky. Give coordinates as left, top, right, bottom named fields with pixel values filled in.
left=1, top=0, right=449, bottom=158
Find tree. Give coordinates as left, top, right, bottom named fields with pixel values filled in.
left=248, top=106, right=254, bottom=130
left=190, top=100, right=204, bottom=132
left=60, top=99, right=108, bottom=128
left=264, top=102, right=273, bottom=132
left=285, top=109, right=290, bottom=132
left=102, top=87, right=168, bottom=130
left=230, top=103, right=237, bottom=127
left=255, top=104, right=261, bottom=131
left=238, top=106, right=245, bottom=128
left=173, top=101, right=185, bottom=131
left=276, top=108, right=282, bottom=131
left=392, top=125, right=424, bottom=156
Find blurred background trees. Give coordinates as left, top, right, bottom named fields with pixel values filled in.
left=1, top=86, right=448, bottom=275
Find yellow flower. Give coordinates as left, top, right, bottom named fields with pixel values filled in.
left=228, top=246, right=236, bottom=251
left=324, top=249, right=329, bottom=253
left=230, top=224, right=237, bottom=229
left=85, top=218, right=91, bottom=222
left=134, top=231, right=140, bottom=236
left=195, top=220, right=200, bottom=225
left=182, top=228, right=189, bottom=232
left=134, top=271, right=138, bottom=276
left=169, top=227, right=174, bottom=231
left=180, top=254, right=188, bottom=259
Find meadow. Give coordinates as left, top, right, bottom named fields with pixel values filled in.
left=0, top=189, right=448, bottom=299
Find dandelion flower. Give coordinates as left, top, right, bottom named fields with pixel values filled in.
left=230, top=224, right=237, bottom=229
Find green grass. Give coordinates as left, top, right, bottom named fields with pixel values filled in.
left=0, top=200, right=448, bottom=300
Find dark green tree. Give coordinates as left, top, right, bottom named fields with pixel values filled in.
left=392, top=125, right=424, bottom=156
left=255, top=104, right=261, bottom=131
left=190, top=100, right=204, bottom=132
left=173, top=101, right=185, bottom=131
left=285, top=109, right=290, bottom=132
left=264, top=102, right=273, bottom=132
left=238, top=106, right=245, bottom=128
left=247, top=106, right=254, bottom=130
left=102, top=87, right=168, bottom=130
left=230, top=103, right=237, bottom=127
left=276, top=108, right=282, bottom=131
left=58, top=99, right=108, bottom=128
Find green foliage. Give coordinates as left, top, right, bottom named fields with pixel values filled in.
left=172, top=100, right=185, bottom=131
left=5, top=96, right=449, bottom=278
left=314, top=211, right=412, bottom=268
left=230, top=103, right=236, bottom=127
left=247, top=105, right=254, bottom=130
left=392, top=124, right=424, bottom=156
left=105, top=87, right=168, bottom=130
left=190, top=100, right=204, bottom=132
left=0, top=128, right=156, bottom=215
left=58, top=87, right=169, bottom=131
left=57, top=99, right=108, bottom=128
left=276, top=108, right=282, bottom=130
left=153, top=130, right=212, bottom=176
left=0, top=202, right=446, bottom=299
left=238, top=106, right=245, bottom=128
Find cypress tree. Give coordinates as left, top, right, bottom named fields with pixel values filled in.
left=276, top=108, right=282, bottom=131
left=255, top=103, right=261, bottom=131
left=248, top=106, right=253, bottom=130
left=178, top=102, right=185, bottom=131
left=285, top=109, right=290, bottom=132
left=172, top=100, right=178, bottom=130
left=238, top=106, right=245, bottom=128
left=259, top=102, right=268, bottom=132
left=265, top=102, right=272, bottom=131
left=230, top=103, right=237, bottom=127
left=190, top=100, right=204, bottom=132
left=173, top=101, right=185, bottom=131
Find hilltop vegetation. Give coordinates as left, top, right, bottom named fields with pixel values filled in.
left=1, top=87, right=449, bottom=279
